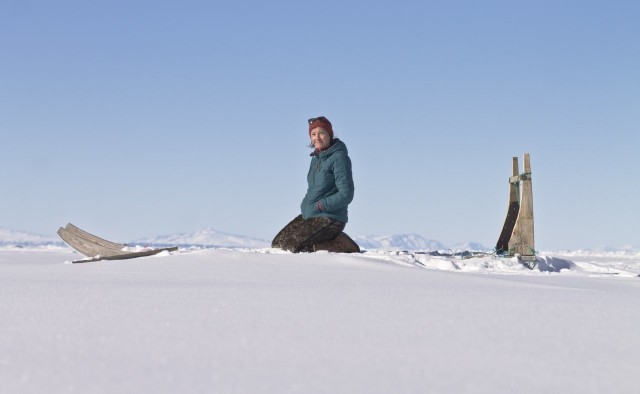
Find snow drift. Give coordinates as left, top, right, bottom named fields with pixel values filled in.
left=1, top=246, right=640, bottom=394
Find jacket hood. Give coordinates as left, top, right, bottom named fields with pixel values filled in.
left=310, top=138, right=348, bottom=157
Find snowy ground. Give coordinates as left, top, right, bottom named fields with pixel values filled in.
left=2, top=246, right=640, bottom=394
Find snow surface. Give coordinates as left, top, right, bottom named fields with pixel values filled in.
left=2, top=246, right=640, bottom=394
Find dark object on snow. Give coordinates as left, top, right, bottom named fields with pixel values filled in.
left=496, top=201, right=520, bottom=254
left=272, top=215, right=359, bottom=253
left=57, top=223, right=177, bottom=263
left=314, top=232, right=361, bottom=253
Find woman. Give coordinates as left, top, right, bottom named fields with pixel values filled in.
left=272, top=116, right=359, bottom=253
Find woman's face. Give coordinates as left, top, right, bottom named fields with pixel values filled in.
left=310, top=127, right=331, bottom=150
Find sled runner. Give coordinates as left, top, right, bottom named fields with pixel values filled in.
left=57, top=223, right=177, bottom=264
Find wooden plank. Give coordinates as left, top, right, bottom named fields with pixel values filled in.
left=71, top=247, right=179, bottom=264
left=58, top=224, right=179, bottom=262
left=509, top=153, right=535, bottom=257
left=57, top=227, right=101, bottom=257
left=65, top=223, right=127, bottom=251
left=59, top=227, right=130, bottom=257
left=509, top=156, right=520, bottom=204
left=495, top=157, right=520, bottom=253
left=496, top=202, right=519, bottom=253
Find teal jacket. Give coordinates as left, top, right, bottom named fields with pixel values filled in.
left=300, top=139, right=354, bottom=223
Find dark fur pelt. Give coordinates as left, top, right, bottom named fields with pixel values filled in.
left=272, top=215, right=360, bottom=253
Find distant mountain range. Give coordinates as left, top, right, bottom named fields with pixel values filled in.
left=0, top=227, right=489, bottom=251
left=354, top=234, right=446, bottom=250
left=0, top=228, right=63, bottom=247
left=137, top=231, right=491, bottom=251
left=353, top=235, right=491, bottom=251
left=134, top=229, right=270, bottom=248
left=2, top=227, right=636, bottom=253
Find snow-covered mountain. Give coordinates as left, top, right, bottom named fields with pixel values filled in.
left=134, top=229, right=270, bottom=248
left=450, top=241, right=492, bottom=252
left=0, top=226, right=488, bottom=252
left=354, top=233, right=448, bottom=251
left=0, top=226, right=483, bottom=251
left=138, top=230, right=493, bottom=251
left=3, top=226, right=634, bottom=254
left=0, top=228, right=62, bottom=247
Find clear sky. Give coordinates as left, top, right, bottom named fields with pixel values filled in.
left=1, top=0, right=638, bottom=250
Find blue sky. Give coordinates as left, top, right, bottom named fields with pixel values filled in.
left=1, top=0, right=638, bottom=249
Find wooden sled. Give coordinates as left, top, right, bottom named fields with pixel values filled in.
left=58, top=223, right=177, bottom=264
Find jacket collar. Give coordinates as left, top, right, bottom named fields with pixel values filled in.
left=310, top=138, right=342, bottom=157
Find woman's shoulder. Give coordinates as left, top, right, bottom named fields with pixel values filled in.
left=331, top=139, right=350, bottom=154
left=328, top=142, right=352, bottom=169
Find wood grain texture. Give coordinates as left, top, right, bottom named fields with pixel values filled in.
left=508, top=153, right=535, bottom=257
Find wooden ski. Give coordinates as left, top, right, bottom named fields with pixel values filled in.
left=57, top=227, right=104, bottom=257
left=58, top=224, right=178, bottom=263
left=508, top=154, right=535, bottom=260
left=70, top=246, right=178, bottom=264
left=64, top=223, right=127, bottom=252
left=58, top=227, right=130, bottom=257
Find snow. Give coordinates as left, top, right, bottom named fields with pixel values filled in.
left=2, top=246, right=640, bottom=393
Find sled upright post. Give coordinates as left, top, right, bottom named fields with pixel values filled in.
left=496, top=153, right=535, bottom=262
